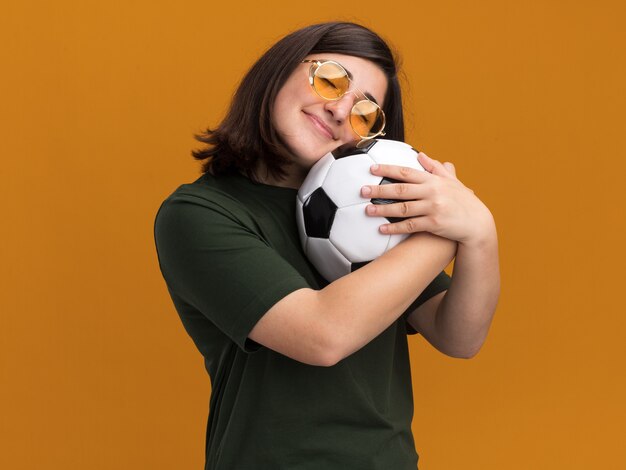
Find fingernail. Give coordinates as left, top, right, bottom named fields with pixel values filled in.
left=366, top=205, right=376, bottom=215
left=380, top=224, right=389, bottom=234
left=361, top=186, right=371, bottom=196
left=370, top=164, right=379, bottom=172
left=419, top=152, right=430, bottom=159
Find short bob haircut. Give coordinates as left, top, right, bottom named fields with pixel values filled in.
left=192, top=22, right=404, bottom=182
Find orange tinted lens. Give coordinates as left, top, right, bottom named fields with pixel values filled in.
left=350, top=100, right=385, bottom=138
left=312, top=62, right=350, bottom=99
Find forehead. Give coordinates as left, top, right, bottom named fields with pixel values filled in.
left=304, top=53, right=388, bottom=107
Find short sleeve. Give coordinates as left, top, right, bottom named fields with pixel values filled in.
left=154, top=194, right=310, bottom=352
left=403, top=270, right=451, bottom=335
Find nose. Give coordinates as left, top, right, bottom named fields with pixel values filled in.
left=323, top=93, right=355, bottom=125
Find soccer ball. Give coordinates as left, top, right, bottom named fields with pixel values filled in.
left=296, top=139, right=425, bottom=282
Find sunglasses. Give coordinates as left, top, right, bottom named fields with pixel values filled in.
left=302, top=59, right=386, bottom=140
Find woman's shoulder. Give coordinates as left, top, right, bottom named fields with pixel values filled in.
left=155, top=172, right=265, bottom=234
left=161, top=172, right=245, bottom=208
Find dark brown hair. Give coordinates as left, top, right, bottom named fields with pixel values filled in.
left=192, top=22, right=404, bottom=182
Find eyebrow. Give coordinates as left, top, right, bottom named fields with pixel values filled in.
left=341, top=64, right=381, bottom=105
left=363, top=91, right=380, bottom=105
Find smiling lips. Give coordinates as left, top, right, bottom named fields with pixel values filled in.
left=305, top=112, right=335, bottom=140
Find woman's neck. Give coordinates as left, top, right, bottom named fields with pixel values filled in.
left=253, top=161, right=306, bottom=189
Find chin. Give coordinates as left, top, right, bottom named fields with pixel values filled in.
left=289, top=143, right=329, bottom=165
left=302, top=152, right=328, bottom=169
left=284, top=133, right=348, bottom=170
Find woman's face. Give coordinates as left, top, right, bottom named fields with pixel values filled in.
left=271, top=53, right=388, bottom=185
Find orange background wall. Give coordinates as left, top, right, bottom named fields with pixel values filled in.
left=2, top=1, right=625, bottom=468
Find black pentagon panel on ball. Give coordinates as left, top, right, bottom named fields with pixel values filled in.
left=303, top=187, right=338, bottom=239
left=332, top=139, right=378, bottom=159
left=350, top=261, right=371, bottom=273
left=371, top=177, right=405, bottom=224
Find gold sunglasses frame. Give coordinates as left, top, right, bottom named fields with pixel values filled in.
left=302, top=59, right=386, bottom=140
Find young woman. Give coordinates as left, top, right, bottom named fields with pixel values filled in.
left=154, top=21, right=499, bottom=470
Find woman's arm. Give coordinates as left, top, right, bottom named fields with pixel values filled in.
left=408, top=223, right=499, bottom=358
left=252, top=151, right=500, bottom=365
left=361, top=152, right=501, bottom=359
left=249, top=231, right=457, bottom=366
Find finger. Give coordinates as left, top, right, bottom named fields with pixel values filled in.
left=365, top=200, right=430, bottom=219
left=417, top=152, right=449, bottom=177
left=379, top=216, right=429, bottom=235
left=361, top=181, right=428, bottom=200
left=442, top=162, right=457, bottom=178
left=369, top=163, right=430, bottom=183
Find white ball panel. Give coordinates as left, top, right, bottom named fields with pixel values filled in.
left=297, top=152, right=335, bottom=203
left=306, top=237, right=352, bottom=282
left=330, top=204, right=391, bottom=263
left=368, top=140, right=424, bottom=171
left=321, top=154, right=382, bottom=207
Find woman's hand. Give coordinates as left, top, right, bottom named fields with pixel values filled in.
left=360, top=152, right=496, bottom=246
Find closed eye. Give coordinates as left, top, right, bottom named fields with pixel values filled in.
left=320, top=78, right=339, bottom=90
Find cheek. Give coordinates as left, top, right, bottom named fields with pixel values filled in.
left=271, top=101, right=291, bottom=135
left=272, top=87, right=300, bottom=130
